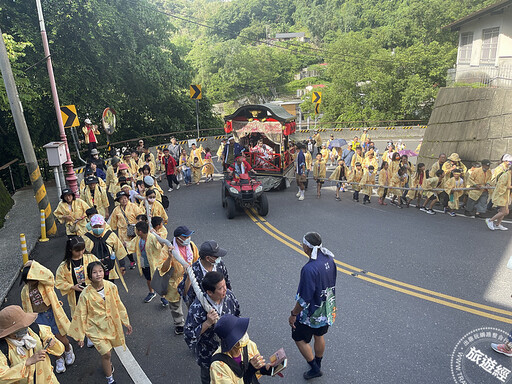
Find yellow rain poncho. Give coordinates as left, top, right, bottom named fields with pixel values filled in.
left=140, top=200, right=168, bottom=224
left=313, top=159, right=326, bottom=181
left=0, top=324, right=64, bottom=384
left=406, top=171, right=425, bottom=200
left=467, top=167, right=492, bottom=201
left=348, top=168, right=363, bottom=191
left=350, top=153, right=364, bottom=169
left=492, top=169, right=511, bottom=207
left=389, top=173, right=406, bottom=196
left=305, top=151, right=313, bottom=170
left=53, top=198, right=90, bottom=236
left=21, top=261, right=70, bottom=336
left=445, top=176, right=465, bottom=210
left=55, top=253, right=99, bottom=316
left=68, top=281, right=130, bottom=355
left=377, top=168, right=390, bottom=198
left=210, top=340, right=261, bottom=384
left=82, top=184, right=110, bottom=218
left=79, top=177, right=106, bottom=197
left=363, top=156, right=378, bottom=171
left=109, top=202, right=144, bottom=245
left=423, top=176, right=442, bottom=199
left=127, top=232, right=164, bottom=279
left=360, top=170, right=376, bottom=197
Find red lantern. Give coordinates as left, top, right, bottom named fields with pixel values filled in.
left=224, top=121, right=232, bottom=133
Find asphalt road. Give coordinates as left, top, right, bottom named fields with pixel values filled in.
left=3, top=157, right=512, bottom=384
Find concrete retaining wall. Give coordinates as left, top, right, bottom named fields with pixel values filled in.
left=418, top=87, right=512, bottom=169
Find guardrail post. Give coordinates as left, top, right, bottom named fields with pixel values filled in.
left=20, top=233, right=28, bottom=264
left=39, top=209, right=49, bottom=242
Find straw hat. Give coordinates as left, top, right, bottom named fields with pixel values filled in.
left=0, top=306, right=37, bottom=339
left=448, top=153, right=461, bottom=162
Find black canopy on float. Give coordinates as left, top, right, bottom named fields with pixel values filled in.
left=224, top=103, right=295, bottom=124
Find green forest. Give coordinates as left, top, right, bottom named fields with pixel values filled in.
left=0, top=0, right=496, bottom=167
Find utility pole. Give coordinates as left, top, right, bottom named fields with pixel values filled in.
left=196, top=99, right=200, bottom=139
left=0, top=29, right=57, bottom=235
left=35, top=0, right=78, bottom=195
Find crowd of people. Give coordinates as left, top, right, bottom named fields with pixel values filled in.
left=0, top=135, right=339, bottom=383
left=293, top=131, right=512, bottom=230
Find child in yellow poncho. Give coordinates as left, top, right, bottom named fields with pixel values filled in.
left=203, top=147, right=215, bottom=182
left=444, top=169, right=465, bottom=217
left=422, top=169, right=445, bottom=214
left=0, top=305, right=65, bottom=384
left=53, top=189, right=90, bottom=236
left=486, top=158, right=512, bottom=231
left=389, top=167, right=407, bottom=208
left=377, top=162, right=390, bottom=205
left=141, top=189, right=168, bottom=224
left=360, top=165, right=376, bottom=204
left=348, top=162, right=364, bottom=202
left=20, top=260, right=74, bottom=374
left=191, top=157, right=203, bottom=184
left=328, top=160, right=348, bottom=201
left=82, top=176, right=110, bottom=219
left=313, top=153, right=326, bottom=198
left=68, top=262, right=132, bottom=384
left=406, top=163, right=426, bottom=209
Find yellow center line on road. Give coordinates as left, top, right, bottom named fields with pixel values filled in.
left=247, top=208, right=512, bottom=324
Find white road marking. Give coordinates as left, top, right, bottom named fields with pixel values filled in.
left=114, top=345, right=152, bottom=384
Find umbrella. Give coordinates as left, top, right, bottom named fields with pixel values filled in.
left=399, top=149, right=418, bottom=157
left=328, top=139, right=347, bottom=150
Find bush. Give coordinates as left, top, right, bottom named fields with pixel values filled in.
left=0, top=179, right=14, bottom=229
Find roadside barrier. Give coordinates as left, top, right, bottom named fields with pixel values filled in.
left=20, top=233, right=28, bottom=264
left=39, top=209, right=49, bottom=242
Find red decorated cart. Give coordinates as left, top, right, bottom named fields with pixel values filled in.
left=224, top=103, right=296, bottom=190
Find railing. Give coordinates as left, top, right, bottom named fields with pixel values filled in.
left=447, top=66, right=512, bottom=88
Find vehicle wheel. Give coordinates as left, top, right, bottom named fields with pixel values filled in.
left=257, top=194, right=269, bottom=216
left=221, top=185, right=226, bottom=207
left=226, top=197, right=236, bottom=219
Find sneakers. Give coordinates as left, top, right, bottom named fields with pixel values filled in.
left=491, top=343, right=512, bottom=357
left=168, top=188, right=173, bottom=192
left=449, top=212, right=456, bottom=217
left=299, top=193, right=304, bottom=201
left=55, top=357, right=66, bottom=373
left=335, top=197, right=341, bottom=201
left=296, top=191, right=301, bottom=198
left=174, top=326, right=184, bottom=335
left=129, top=261, right=136, bottom=269
left=486, top=218, right=495, bottom=231
left=496, top=224, right=509, bottom=231
left=176, top=184, right=180, bottom=190
left=64, top=344, right=75, bottom=365
left=144, top=292, right=156, bottom=303
left=419, top=207, right=427, bottom=212
left=161, top=297, right=169, bottom=307
left=86, top=337, right=94, bottom=348
left=427, top=209, right=436, bottom=215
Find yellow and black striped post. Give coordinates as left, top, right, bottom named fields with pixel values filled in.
left=20, top=233, right=28, bottom=264
left=29, top=164, right=57, bottom=235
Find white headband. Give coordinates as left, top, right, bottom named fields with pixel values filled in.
left=302, top=236, right=334, bottom=260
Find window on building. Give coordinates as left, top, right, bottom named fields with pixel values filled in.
left=458, top=32, right=473, bottom=64
left=481, top=27, right=499, bottom=64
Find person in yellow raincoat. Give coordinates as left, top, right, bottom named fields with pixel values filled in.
left=389, top=167, right=407, bottom=208
left=360, top=165, right=376, bottom=204
left=164, top=225, right=200, bottom=335
left=320, top=144, right=329, bottom=163
left=191, top=157, right=203, bottom=185
left=328, top=159, right=348, bottom=201
left=0, top=305, right=65, bottom=384
left=20, top=261, right=74, bottom=374
left=422, top=169, right=445, bottom=214
left=126, top=221, right=165, bottom=305
left=381, top=142, right=395, bottom=165
left=203, top=148, right=215, bottom=182
left=53, top=188, right=90, bottom=236
left=151, top=216, right=168, bottom=239
left=82, top=176, right=110, bottom=219
left=429, top=153, right=446, bottom=178
left=444, top=169, right=465, bottom=216
left=388, top=152, right=402, bottom=178
left=350, top=146, right=364, bottom=170
left=486, top=155, right=512, bottom=231
left=83, top=214, right=128, bottom=289
left=56, top=236, right=99, bottom=317
left=217, top=139, right=226, bottom=163
left=465, top=159, right=492, bottom=218
left=348, top=162, right=364, bottom=202
left=79, top=168, right=106, bottom=197
left=105, top=157, right=120, bottom=195
left=141, top=173, right=163, bottom=204
left=109, top=191, right=144, bottom=247
left=377, top=161, right=390, bottom=205
left=189, top=143, right=204, bottom=166
left=312, top=131, right=322, bottom=154
left=68, top=262, right=132, bottom=384
left=442, top=153, right=467, bottom=179
left=141, top=189, right=168, bottom=224
left=362, top=150, right=378, bottom=171
left=313, top=153, right=326, bottom=198
left=210, top=314, right=272, bottom=384
left=406, top=163, right=426, bottom=208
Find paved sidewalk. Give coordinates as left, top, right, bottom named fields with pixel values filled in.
left=0, top=183, right=59, bottom=303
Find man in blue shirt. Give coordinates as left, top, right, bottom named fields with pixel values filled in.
left=289, top=232, right=337, bottom=380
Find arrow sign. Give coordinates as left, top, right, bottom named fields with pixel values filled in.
left=190, top=84, right=202, bottom=100
left=60, top=105, right=79, bottom=128
left=312, top=91, right=321, bottom=104
left=315, top=103, right=320, bottom=115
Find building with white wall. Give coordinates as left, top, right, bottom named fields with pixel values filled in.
left=445, top=0, right=512, bottom=87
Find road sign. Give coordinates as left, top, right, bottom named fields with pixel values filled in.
left=312, top=91, right=321, bottom=104
left=315, top=103, right=320, bottom=115
left=60, top=105, right=79, bottom=128
left=190, top=84, right=202, bottom=100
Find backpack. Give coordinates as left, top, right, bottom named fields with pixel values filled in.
left=162, top=195, right=169, bottom=210
left=0, top=322, right=40, bottom=367
left=84, top=230, right=115, bottom=271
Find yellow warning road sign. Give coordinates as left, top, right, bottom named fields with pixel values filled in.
left=60, top=105, right=79, bottom=128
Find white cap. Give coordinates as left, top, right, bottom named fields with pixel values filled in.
left=503, top=154, right=512, bottom=162
left=143, top=175, right=154, bottom=186
left=85, top=118, right=92, bottom=124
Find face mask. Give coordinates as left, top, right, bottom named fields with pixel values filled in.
left=210, top=256, right=221, bottom=265
left=181, top=237, right=191, bottom=246
left=369, top=171, right=373, bottom=175
left=92, top=227, right=104, bottom=236
left=148, top=197, right=156, bottom=203
left=14, top=327, right=28, bottom=339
